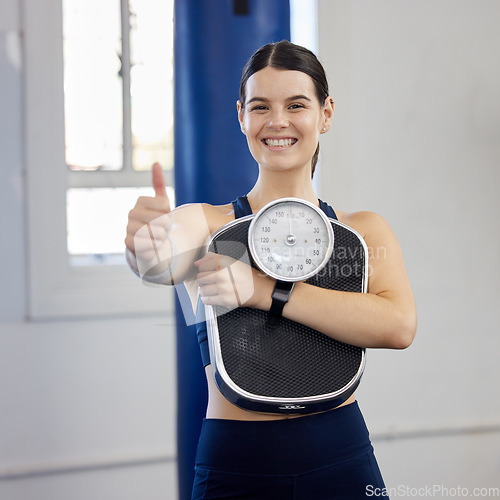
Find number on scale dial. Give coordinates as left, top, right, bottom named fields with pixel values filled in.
left=248, top=198, right=334, bottom=282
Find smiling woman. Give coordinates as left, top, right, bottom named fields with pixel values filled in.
left=126, top=40, right=416, bottom=499
left=238, top=41, right=332, bottom=179
left=237, top=67, right=333, bottom=179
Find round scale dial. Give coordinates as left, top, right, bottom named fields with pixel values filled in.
left=248, top=198, right=334, bottom=282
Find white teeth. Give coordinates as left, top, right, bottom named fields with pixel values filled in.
left=265, top=138, right=295, bottom=147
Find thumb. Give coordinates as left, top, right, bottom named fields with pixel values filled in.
left=152, top=163, right=167, bottom=198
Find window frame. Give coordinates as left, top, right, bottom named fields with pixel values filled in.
left=23, top=0, right=173, bottom=319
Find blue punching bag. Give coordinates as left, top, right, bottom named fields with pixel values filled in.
left=174, top=0, right=290, bottom=498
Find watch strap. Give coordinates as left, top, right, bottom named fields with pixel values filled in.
left=268, top=280, right=295, bottom=326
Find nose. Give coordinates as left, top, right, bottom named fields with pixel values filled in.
left=268, top=108, right=289, bottom=129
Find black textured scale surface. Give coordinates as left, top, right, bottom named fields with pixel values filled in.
left=207, top=217, right=366, bottom=410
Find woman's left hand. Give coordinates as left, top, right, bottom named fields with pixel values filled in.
left=195, top=252, right=274, bottom=310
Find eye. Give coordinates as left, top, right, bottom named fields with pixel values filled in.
left=250, top=105, right=268, bottom=112
left=288, top=103, right=305, bottom=110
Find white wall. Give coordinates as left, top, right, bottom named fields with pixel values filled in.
left=0, top=319, right=178, bottom=499
left=0, top=0, right=25, bottom=321
left=318, top=0, right=500, bottom=495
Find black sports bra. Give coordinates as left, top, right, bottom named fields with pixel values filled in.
left=195, top=196, right=338, bottom=367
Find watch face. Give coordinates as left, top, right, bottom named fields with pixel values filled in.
left=248, top=198, right=334, bottom=282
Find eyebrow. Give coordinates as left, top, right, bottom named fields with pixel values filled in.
left=246, top=94, right=312, bottom=105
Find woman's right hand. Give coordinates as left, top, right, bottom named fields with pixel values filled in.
left=125, top=163, right=173, bottom=276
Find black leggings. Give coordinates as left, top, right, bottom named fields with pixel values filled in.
left=191, top=401, right=388, bottom=499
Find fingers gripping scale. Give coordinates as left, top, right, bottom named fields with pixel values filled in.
left=205, top=198, right=368, bottom=414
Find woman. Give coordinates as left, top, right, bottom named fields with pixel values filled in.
left=126, top=40, right=417, bottom=499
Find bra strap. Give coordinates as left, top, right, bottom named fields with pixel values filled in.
left=231, top=195, right=253, bottom=219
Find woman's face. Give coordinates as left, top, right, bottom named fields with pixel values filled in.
left=238, top=67, right=332, bottom=174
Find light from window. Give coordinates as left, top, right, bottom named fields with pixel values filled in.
left=130, top=0, right=174, bottom=171
left=66, top=186, right=175, bottom=262
left=63, top=0, right=174, bottom=260
left=63, top=0, right=123, bottom=170
left=62, top=0, right=174, bottom=171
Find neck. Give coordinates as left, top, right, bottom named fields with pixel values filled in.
left=246, top=167, right=318, bottom=212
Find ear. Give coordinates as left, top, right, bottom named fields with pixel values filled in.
left=320, top=97, right=334, bottom=134
left=236, top=100, right=246, bottom=134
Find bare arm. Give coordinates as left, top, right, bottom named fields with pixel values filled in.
left=274, top=212, right=416, bottom=349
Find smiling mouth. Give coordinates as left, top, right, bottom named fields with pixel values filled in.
left=263, top=138, right=298, bottom=148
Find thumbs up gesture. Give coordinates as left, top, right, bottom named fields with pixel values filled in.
left=151, top=161, right=168, bottom=199
left=125, top=163, right=173, bottom=278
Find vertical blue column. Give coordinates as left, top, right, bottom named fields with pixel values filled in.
left=174, top=1, right=290, bottom=498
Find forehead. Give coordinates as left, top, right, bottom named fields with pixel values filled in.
left=244, top=67, right=316, bottom=101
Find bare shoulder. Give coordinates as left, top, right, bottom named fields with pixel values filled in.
left=336, top=210, right=393, bottom=242
left=173, top=202, right=235, bottom=234
left=201, top=202, right=235, bottom=233
left=202, top=202, right=235, bottom=217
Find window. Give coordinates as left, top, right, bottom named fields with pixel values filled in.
left=24, top=0, right=174, bottom=318
left=63, top=0, right=174, bottom=263
left=24, top=0, right=316, bottom=318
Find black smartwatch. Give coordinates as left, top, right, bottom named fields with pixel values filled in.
left=268, top=280, right=295, bottom=326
